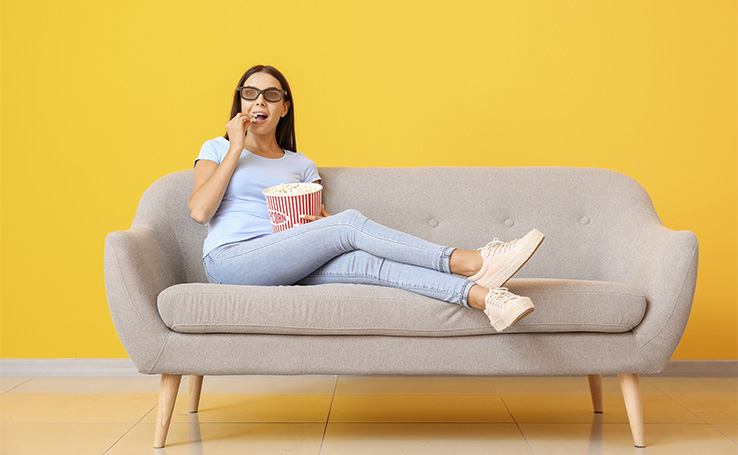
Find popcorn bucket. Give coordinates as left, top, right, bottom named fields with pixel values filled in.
left=262, top=183, right=323, bottom=233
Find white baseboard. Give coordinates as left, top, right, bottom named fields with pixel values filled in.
left=0, top=359, right=141, bottom=377
left=0, top=359, right=736, bottom=378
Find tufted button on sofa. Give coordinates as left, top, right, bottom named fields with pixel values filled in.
left=104, top=167, right=699, bottom=448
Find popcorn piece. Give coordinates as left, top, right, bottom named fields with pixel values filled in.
left=263, top=183, right=322, bottom=197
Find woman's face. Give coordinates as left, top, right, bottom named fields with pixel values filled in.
left=241, top=71, right=290, bottom=137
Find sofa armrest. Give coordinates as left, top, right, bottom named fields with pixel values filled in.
left=104, top=225, right=181, bottom=373
left=624, top=225, right=699, bottom=368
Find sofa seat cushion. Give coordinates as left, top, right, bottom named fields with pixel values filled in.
left=157, top=278, right=647, bottom=336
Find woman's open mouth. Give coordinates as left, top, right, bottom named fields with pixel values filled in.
left=251, top=112, right=268, bottom=125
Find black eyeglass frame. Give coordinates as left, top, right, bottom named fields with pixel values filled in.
left=237, top=86, right=289, bottom=102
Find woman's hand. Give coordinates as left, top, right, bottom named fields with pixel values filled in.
left=225, top=112, right=255, bottom=151
left=301, top=204, right=331, bottom=221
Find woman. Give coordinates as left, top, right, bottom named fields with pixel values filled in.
left=188, top=64, right=545, bottom=332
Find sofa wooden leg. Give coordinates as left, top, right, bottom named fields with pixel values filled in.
left=154, top=374, right=182, bottom=449
left=587, top=374, right=603, bottom=413
left=189, top=375, right=204, bottom=413
left=618, top=373, right=646, bottom=448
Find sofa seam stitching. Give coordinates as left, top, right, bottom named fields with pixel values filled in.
left=637, top=241, right=699, bottom=350
left=109, top=233, right=159, bottom=334
left=146, top=331, right=173, bottom=374
left=630, top=330, right=655, bottom=371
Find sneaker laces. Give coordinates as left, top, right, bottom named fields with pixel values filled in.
left=485, top=287, right=518, bottom=310
left=477, top=238, right=518, bottom=259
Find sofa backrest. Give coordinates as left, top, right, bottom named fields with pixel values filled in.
left=131, top=167, right=663, bottom=286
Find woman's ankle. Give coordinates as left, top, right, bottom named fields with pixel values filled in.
left=467, top=285, right=488, bottom=310
left=450, top=250, right=483, bottom=277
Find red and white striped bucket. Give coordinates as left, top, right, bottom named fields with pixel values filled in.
left=262, top=183, right=323, bottom=233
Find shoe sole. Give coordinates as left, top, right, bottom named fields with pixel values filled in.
left=488, top=300, right=535, bottom=332
left=480, top=229, right=545, bottom=289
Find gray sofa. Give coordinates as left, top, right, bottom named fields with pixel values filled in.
left=104, top=166, right=699, bottom=448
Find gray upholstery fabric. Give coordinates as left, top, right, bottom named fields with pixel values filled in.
left=104, top=167, right=699, bottom=376
left=157, top=279, right=646, bottom=335
left=142, top=332, right=652, bottom=376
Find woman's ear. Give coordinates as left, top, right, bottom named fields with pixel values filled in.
left=281, top=100, right=291, bottom=118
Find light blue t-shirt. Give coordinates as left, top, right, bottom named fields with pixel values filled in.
left=195, top=137, right=322, bottom=259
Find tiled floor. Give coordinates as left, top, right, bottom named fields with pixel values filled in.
left=0, top=375, right=736, bottom=454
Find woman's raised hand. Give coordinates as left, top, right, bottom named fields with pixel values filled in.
left=225, top=112, right=255, bottom=151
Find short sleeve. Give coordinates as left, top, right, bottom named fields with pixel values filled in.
left=194, top=138, right=225, bottom=169
left=302, top=157, right=322, bottom=183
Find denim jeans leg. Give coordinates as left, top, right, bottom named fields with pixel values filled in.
left=293, top=209, right=455, bottom=273
left=295, top=250, right=475, bottom=309
left=204, top=209, right=460, bottom=290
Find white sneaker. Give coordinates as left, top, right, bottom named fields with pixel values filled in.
left=484, top=287, right=535, bottom=332
left=468, top=229, right=545, bottom=289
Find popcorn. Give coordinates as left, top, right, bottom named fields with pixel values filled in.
left=263, top=183, right=323, bottom=233
left=263, top=182, right=322, bottom=197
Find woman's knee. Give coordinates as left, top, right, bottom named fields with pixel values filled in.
left=334, top=208, right=367, bottom=224
left=331, top=250, right=383, bottom=276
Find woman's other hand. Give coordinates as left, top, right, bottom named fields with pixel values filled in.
left=225, top=112, right=254, bottom=151
left=301, top=204, right=331, bottom=221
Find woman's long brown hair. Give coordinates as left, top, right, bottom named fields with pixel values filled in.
left=224, top=65, right=297, bottom=153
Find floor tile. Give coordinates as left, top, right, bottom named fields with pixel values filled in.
left=667, top=394, right=738, bottom=424
left=520, top=423, right=738, bottom=455
left=328, top=395, right=513, bottom=423
left=106, top=421, right=324, bottom=455
left=142, top=394, right=332, bottom=423
left=491, top=375, right=661, bottom=394
left=336, top=375, right=497, bottom=395
left=645, top=377, right=738, bottom=395
left=0, top=375, right=734, bottom=453
left=0, top=423, right=132, bottom=455
left=199, top=374, right=337, bottom=394
left=321, top=423, right=533, bottom=455
left=0, top=377, right=29, bottom=394
left=501, top=393, right=704, bottom=423
left=712, top=424, right=738, bottom=443
left=0, top=393, right=157, bottom=423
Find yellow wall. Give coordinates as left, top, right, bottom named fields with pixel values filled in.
left=1, top=1, right=735, bottom=359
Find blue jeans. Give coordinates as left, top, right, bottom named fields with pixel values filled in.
left=203, top=209, right=475, bottom=309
